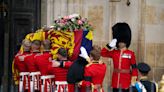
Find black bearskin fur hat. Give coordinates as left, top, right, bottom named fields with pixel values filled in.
left=112, top=22, right=132, bottom=48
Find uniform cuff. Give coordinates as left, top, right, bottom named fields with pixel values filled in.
left=59, top=61, right=64, bottom=67
left=106, top=44, right=112, bottom=49
left=131, top=64, right=137, bottom=69
left=86, top=58, right=91, bottom=63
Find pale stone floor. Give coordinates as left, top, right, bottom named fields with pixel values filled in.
left=0, top=85, right=112, bottom=92
left=0, top=84, right=159, bottom=92
left=0, top=85, right=145, bottom=92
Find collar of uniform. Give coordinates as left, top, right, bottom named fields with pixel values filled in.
left=92, top=60, right=99, bottom=64
left=43, top=50, right=51, bottom=52
left=63, top=59, right=68, bottom=61
left=24, top=50, right=31, bottom=53
left=140, top=76, right=148, bottom=81
left=32, top=50, right=40, bottom=53
left=57, top=59, right=68, bottom=62
left=119, top=47, right=127, bottom=51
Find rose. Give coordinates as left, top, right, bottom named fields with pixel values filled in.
left=78, top=20, right=83, bottom=25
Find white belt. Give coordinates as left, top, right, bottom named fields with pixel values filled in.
left=20, top=72, right=30, bottom=76
left=40, top=75, right=55, bottom=92
left=55, top=81, right=67, bottom=85
left=19, top=72, right=29, bottom=92
left=29, top=72, right=41, bottom=92
left=29, top=72, right=41, bottom=76
left=41, top=75, right=55, bottom=79
left=55, top=81, right=68, bottom=92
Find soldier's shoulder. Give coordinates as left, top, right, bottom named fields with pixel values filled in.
left=85, top=63, right=93, bottom=68
left=85, top=62, right=100, bottom=68
left=126, top=49, right=135, bottom=53
left=34, top=53, right=43, bottom=57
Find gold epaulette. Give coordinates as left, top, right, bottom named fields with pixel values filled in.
left=86, top=63, right=93, bottom=67
left=34, top=53, right=43, bottom=57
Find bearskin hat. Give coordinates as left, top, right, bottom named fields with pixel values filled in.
left=112, top=22, right=131, bottom=48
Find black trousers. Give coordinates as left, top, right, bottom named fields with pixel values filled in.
left=113, top=88, right=129, bottom=92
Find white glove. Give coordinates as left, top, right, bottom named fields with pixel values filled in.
left=108, top=39, right=117, bottom=48
left=79, top=47, right=89, bottom=59
left=52, top=60, right=60, bottom=67
left=18, top=56, right=25, bottom=61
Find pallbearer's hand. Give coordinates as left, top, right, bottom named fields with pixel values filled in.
left=18, top=56, right=25, bottom=61
left=79, top=47, right=89, bottom=59
left=77, top=81, right=82, bottom=87
left=52, top=60, right=60, bottom=67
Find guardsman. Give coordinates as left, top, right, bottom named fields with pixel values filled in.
left=24, top=40, right=41, bottom=92
left=14, top=39, right=31, bottom=72
left=34, top=39, right=54, bottom=92
left=13, top=39, right=31, bottom=92
left=101, top=23, right=138, bottom=92
left=78, top=46, right=106, bottom=92
left=48, top=48, right=73, bottom=92
left=35, top=39, right=52, bottom=75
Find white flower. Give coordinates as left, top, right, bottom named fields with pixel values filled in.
left=72, top=14, right=79, bottom=17
left=71, top=18, right=76, bottom=22
left=57, top=27, right=61, bottom=30
left=68, top=15, right=73, bottom=19
left=49, top=26, right=54, bottom=29
left=58, top=16, right=62, bottom=19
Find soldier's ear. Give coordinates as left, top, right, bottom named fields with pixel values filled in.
left=89, top=56, right=93, bottom=61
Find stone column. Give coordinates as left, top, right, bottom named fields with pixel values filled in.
left=41, top=0, right=47, bottom=26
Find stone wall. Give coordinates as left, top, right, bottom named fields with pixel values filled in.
left=41, top=0, right=164, bottom=91
left=144, top=0, right=164, bottom=82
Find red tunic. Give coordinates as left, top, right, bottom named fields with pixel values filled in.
left=101, top=48, right=138, bottom=89
left=35, top=51, right=52, bottom=75
left=48, top=61, right=73, bottom=81
left=14, top=51, right=31, bottom=72
left=81, top=62, right=106, bottom=92
left=24, top=52, right=40, bottom=72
